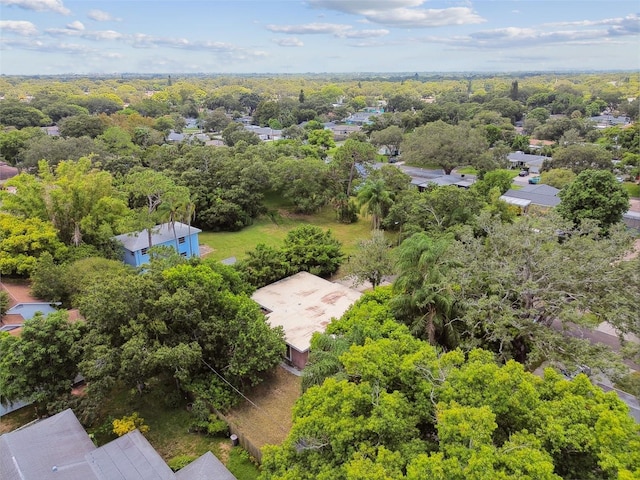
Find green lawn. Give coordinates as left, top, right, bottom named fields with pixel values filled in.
left=455, top=166, right=478, bottom=175
left=622, top=182, right=640, bottom=198
left=199, top=205, right=374, bottom=262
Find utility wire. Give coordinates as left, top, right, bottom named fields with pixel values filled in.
left=200, top=358, right=289, bottom=434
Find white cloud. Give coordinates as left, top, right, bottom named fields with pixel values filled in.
left=45, top=27, right=123, bottom=41
left=306, top=0, right=485, bottom=28
left=307, top=0, right=425, bottom=14
left=87, top=9, right=119, bottom=22
left=267, top=22, right=352, bottom=35
left=66, top=20, right=84, bottom=31
left=365, top=7, right=485, bottom=28
left=274, top=37, right=304, bottom=47
left=343, top=29, right=389, bottom=39
left=0, top=20, right=38, bottom=35
left=267, top=22, right=389, bottom=38
left=0, top=0, right=69, bottom=15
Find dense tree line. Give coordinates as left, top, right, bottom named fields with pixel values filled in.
left=261, top=290, right=640, bottom=479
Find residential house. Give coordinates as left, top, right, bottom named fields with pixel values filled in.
left=0, top=408, right=236, bottom=480
left=322, top=122, right=362, bottom=140
left=243, top=125, right=282, bottom=141
left=507, top=152, right=548, bottom=174
left=588, top=114, right=631, bottom=129
left=251, top=272, right=362, bottom=370
left=396, top=165, right=475, bottom=191
left=500, top=183, right=561, bottom=213
left=344, top=107, right=384, bottom=126
left=114, top=222, right=201, bottom=268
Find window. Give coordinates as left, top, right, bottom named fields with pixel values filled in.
left=180, top=252, right=187, bottom=257
left=285, top=345, right=292, bottom=361
left=141, top=247, right=148, bottom=255
left=178, top=237, right=186, bottom=244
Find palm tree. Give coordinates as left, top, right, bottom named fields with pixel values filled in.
left=157, top=186, right=191, bottom=250
left=357, top=179, right=393, bottom=230
left=391, top=233, right=459, bottom=348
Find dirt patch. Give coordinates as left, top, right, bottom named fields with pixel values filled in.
left=225, top=366, right=302, bottom=450
left=218, top=440, right=232, bottom=464
left=199, top=244, right=214, bottom=257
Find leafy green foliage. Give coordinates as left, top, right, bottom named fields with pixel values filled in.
left=343, top=230, right=395, bottom=288
left=0, top=213, right=67, bottom=276
left=0, top=311, right=86, bottom=413
left=77, top=260, right=285, bottom=403
left=262, top=325, right=640, bottom=480
left=282, top=225, right=344, bottom=277
left=401, top=121, right=488, bottom=174
left=557, top=169, right=630, bottom=232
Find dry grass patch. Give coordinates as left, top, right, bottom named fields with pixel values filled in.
left=225, top=366, right=302, bottom=449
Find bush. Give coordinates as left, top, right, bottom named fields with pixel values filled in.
left=167, top=455, right=197, bottom=471
left=112, top=412, right=150, bottom=436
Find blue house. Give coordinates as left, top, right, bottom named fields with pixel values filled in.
left=114, top=222, right=202, bottom=267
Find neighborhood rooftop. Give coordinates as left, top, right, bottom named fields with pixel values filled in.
left=114, top=222, right=202, bottom=252
left=251, top=272, right=362, bottom=354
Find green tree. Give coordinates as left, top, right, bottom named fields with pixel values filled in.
left=0, top=311, right=86, bottom=414
left=401, top=121, right=488, bottom=174
left=344, top=230, right=395, bottom=288
left=282, top=225, right=344, bottom=277
left=472, top=169, right=514, bottom=197
left=370, top=125, right=403, bottom=156
left=271, top=157, right=330, bottom=214
left=357, top=178, right=393, bottom=230
left=392, top=233, right=459, bottom=347
left=449, top=215, right=637, bottom=369
left=329, top=139, right=377, bottom=198
left=235, top=243, right=290, bottom=288
left=0, top=213, right=66, bottom=276
left=540, top=168, right=576, bottom=189
left=0, top=127, right=44, bottom=165
left=262, top=334, right=640, bottom=479
left=551, top=144, right=613, bottom=174
left=125, top=169, right=181, bottom=248
left=58, top=114, right=106, bottom=138
left=307, top=129, right=335, bottom=159
left=557, top=169, right=629, bottom=232
left=78, top=261, right=285, bottom=400
left=0, top=101, right=51, bottom=128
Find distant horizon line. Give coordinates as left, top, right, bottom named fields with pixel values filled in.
left=2, top=69, right=638, bottom=79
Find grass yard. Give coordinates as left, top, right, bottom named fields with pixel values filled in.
left=199, top=205, right=373, bottom=262
left=87, top=382, right=260, bottom=479
left=622, top=182, right=640, bottom=198
left=225, top=367, right=302, bottom=451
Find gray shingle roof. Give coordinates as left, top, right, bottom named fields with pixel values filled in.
left=503, top=184, right=561, bottom=207
left=114, top=222, right=201, bottom=252
left=0, top=409, right=97, bottom=480
left=175, top=451, right=237, bottom=480
left=1, top=409, right=236, bottom=480
left=87, top=430, right=174, bottom=480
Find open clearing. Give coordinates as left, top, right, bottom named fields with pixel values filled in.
left=225, top=366, right=302, bottom=450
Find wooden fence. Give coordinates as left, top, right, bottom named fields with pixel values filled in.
left=213, top=408, right=263, bottom=464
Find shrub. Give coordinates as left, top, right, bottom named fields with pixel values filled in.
left=112, top=412, right=150, bottom=436
left=167, top=455, right=197, bottom=471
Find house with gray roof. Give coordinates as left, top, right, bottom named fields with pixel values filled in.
left=507, top=152, right=549, bottom=174
left=114, top=222, right=201, bottom=268
left=500, top=183, right=561, bottom=212
left=0, top=408, right=236, bottom=480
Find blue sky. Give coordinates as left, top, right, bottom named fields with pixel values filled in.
left=1, top=0, right=638, bottom=75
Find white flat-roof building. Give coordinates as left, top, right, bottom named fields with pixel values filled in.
left=251, top=272, right=362, bottom=369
